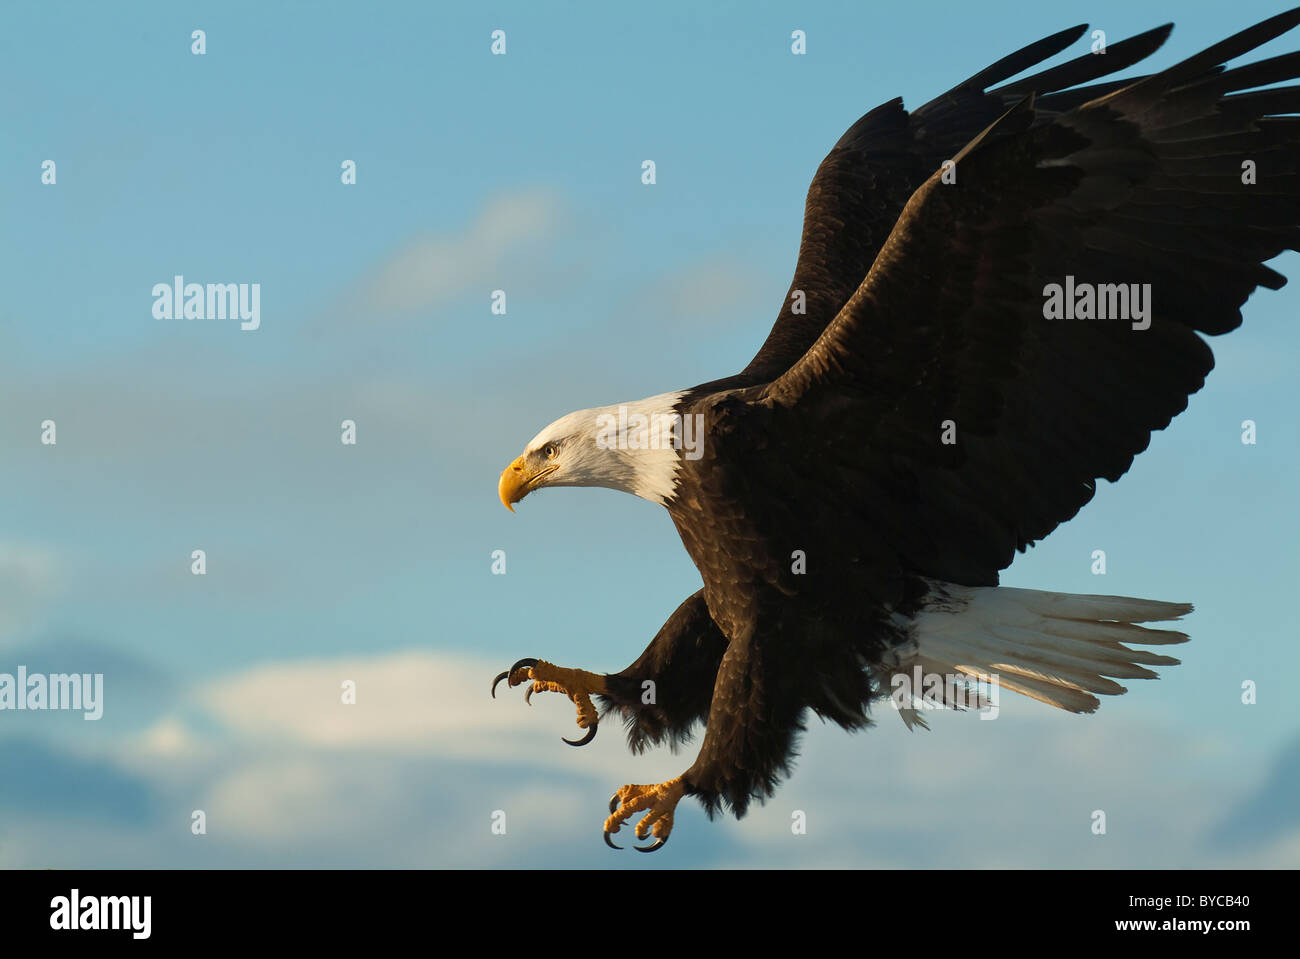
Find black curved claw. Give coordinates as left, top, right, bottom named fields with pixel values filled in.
left=635, top=837, right=667, bottom=853
left=490, top=657, right=539, bottom=698
left=562, top=723, right=597, bottom=747
left=609, top=793, right=622, bottom=815
left=603, top=830, right=623, bottom=850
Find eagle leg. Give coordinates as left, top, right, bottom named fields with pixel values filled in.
left=490, top=658, right=606, bottom=747
left=596, top=589, right=729, bottom=752
left=604, top=776, right=688, bottom=852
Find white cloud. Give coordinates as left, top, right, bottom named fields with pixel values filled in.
left=135, top=717, right=197, bottom=760
left=89, top=652, right=1300, bottom=866
left=724, top=702, right=1291, bottom=868
left=0, top=541, right=57, bottom=644
left=659, top=255, right=765, bottom=322
left=359, top=189, right=559, bottom=312
left=193, top=649, right=661, bottom=775
left=195, top=753, right=601, bottom=863
left=205, top=756, right=371, bottom=844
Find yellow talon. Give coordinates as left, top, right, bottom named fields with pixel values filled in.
left=491, top=658, right=606, bottom=746
left=604, top=776, right=687, bottom=852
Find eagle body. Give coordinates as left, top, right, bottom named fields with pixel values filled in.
left=496, top=10, right=1300, bottom=834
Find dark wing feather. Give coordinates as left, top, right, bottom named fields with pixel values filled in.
left=759, top=8, right=1300, bottom=587
left=740, top=22, right=1174, bottom=382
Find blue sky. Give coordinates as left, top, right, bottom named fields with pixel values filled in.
left=1, top=0, right=1298, bottom=868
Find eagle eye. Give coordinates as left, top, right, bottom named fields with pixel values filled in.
left=543, top=443, right=559, bottom=459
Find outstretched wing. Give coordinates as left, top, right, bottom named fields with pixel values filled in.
left=760, top=8, right=1300, bottom=587
left=740, top=22, right=1174, bottom=382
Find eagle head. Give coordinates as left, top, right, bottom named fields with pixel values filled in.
left=499, top=392, right=687, bottom=511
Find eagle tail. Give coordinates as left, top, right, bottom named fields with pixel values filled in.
left=893, top=584, right=1191, bottom=720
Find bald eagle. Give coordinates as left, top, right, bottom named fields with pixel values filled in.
left=493, top=10, right=1300, bottom=851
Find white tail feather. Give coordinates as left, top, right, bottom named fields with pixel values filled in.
left=890, top=584, right=1192, bottom=723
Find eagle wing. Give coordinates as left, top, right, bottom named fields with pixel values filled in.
left=758, top=8, right=1300, bottom=587
left=740, top=22, right=1174, bottom=382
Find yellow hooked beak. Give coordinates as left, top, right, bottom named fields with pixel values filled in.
left=498, top=455, right=557, bottom=512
